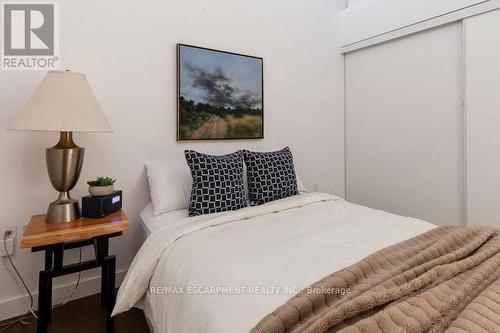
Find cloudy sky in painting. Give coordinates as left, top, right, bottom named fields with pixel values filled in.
left=179, top=45, right=263, bottom=109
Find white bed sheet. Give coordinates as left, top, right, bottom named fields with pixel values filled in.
left=140, top=203, right=188, bottom=236
left=117, top=193, right=436, bottom=333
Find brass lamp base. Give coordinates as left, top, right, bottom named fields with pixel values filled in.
left=45, top=132, right=85, bottom=224
left=47, top=192, right=81, bottom=223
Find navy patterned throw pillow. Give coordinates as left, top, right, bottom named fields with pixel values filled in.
left=243, top=147, right=299, bottom=206
left=185, top=150, right=247, bottom=217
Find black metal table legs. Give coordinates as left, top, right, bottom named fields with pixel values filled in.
left=34, top=233, right=120, bottom=333
left=37, top=270, right=52, bottom=330
left=105, top=255, right=116, bottom=333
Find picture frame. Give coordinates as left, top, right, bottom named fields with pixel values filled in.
left=177, top=43, right=264, bottom=141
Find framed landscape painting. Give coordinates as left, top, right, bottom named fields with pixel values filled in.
left=177, top=44, right=264, bottom=141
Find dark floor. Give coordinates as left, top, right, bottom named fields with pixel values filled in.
left=0, top=293, right=150, bottom=333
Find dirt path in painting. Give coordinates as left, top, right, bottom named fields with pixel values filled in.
left=191, top=115, right=229, bottom=139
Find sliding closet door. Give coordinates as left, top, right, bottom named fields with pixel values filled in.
left=464, top=10, right=500, bottom=227
left=345, top=23, right=465, bottom=226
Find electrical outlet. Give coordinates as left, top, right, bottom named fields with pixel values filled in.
left=0, top=226, right=17, bottom=257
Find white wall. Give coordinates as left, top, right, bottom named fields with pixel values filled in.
left=0, top=0, right=345, bottom=320
left=345, top=23, right=465, bottom=226
left=341, top=0, right=486, bottom=46
left=464, top=9, right=500, bottom=227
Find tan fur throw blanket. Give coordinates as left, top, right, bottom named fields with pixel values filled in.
left=251, top=226, right=500, bottom=333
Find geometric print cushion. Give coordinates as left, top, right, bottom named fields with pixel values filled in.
left=185, top=150, right=247, bottom=217
left=243, top=147, right=299, bottom=206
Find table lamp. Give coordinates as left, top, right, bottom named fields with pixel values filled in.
left=8, top=70, right=112, bottom=223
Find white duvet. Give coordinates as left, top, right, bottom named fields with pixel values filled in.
left=113, top=193, right=436, bottom=333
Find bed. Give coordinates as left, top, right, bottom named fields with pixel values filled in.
left=138, top=203, right=187, bottom=244
left=114, top=192, right=437, bottom=333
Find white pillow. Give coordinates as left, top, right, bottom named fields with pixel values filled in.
left=146, top=159, right=309, bottom=216
left=145, top=160, right=192, bottom=216
left=297, top=177, right=308, bottom=193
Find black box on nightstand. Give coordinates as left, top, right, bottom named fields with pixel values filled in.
left=82, top=190, right=123, bottom=218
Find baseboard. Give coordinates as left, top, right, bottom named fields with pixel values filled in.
left=0, top=270, right=127, bottom=321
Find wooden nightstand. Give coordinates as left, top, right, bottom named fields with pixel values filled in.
left=20, top=210, right=130, bottom=333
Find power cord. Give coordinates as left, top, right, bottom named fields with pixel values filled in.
left=1, top=231, right=83, bottom=330
left=0, top=230, right=37, bottom=331
left=54, top=248, right=82, bottom=307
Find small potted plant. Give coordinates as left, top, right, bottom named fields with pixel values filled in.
left=87, top=177, right=116, bottom=197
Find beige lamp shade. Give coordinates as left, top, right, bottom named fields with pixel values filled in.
left=8, top=70, right=112, bottom=132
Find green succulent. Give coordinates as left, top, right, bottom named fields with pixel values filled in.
left=87, top=177, right=116, bottom=187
